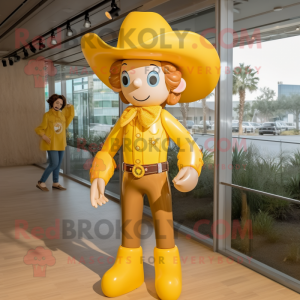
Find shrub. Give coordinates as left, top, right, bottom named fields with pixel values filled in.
left=265, top=229, right=280, bottom=243
left=285, top=243, right=300, bottom=263
left=251, top=210, right=274, bottom=235
left=185, top=202, right=213, bottom=222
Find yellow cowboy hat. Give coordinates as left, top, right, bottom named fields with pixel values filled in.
left=81, top=12, right=220, bottom=103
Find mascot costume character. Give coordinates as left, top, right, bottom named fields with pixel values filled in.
left=81, top=11, right=220, bottom=300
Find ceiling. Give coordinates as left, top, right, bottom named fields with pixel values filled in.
left=0, top=0, right=214, bottom=65
left=233, top=0, right=300, bottom=45
left=1, top=0, right=300, bottom=66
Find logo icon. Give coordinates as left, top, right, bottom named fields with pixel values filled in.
left=54, top=122, right=63, bottom=134
left=24, top=56, right=57, bottom=88
left=23, top=246, right=56, bottom=277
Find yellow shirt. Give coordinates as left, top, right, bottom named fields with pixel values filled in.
left=35, top=105, right=75, bottom=151
left=90, top=109, right=203, bottom=185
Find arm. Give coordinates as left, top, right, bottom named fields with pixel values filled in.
left=90, top=118, right=123, bottom=185
left=62, top=104, right=75, bottom=127
left=35, top=113, right=48, bottom=137
left=161, top=110, right=203, bottom=176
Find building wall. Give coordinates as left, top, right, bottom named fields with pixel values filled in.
left=0, top=59, right=46, bottom=166
left=278, top=84, right=300, bottom=98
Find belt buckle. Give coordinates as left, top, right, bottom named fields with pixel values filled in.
left=132, top=164, right=145, bottom=178
left=157, top=163, right=162, bottom=173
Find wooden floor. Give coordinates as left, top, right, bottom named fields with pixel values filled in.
left=0, top=165, right=299, bottom=300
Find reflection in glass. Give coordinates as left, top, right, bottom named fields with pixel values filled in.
left=144, top=8, right=216, bottom=238
left=63, top=66, right=120, bottom=195
left=231, top=186, right=300, bottom=281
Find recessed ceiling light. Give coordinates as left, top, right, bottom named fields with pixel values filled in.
left=273, top=7, right=283, bottom=12
left=296, top=26, right=300, bottom=31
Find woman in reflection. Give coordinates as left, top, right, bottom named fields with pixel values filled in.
left=35, top=94, right=74, bottom=191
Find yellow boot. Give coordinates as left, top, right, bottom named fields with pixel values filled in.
left=154, top=246, right=182, bottom=300
left=101, top=245, right=144, bottom=297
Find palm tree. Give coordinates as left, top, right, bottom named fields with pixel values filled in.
left=201, top=92, right=214, bottom=134
left=233, top=63, right=259, bottom=135
left=180, top=103, right=189, bottom=128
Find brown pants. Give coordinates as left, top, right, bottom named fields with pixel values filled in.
left=121, top=171, right=175, bottom=249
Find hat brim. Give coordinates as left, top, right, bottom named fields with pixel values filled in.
left=81, top=31, right=220, bottom=103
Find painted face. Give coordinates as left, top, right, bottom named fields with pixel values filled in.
left=53, top=99, right=63, bottom=111
left=120, top=60, right=169, bottom=107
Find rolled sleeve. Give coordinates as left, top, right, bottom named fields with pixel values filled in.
left=90, top=152, right=117, bottom=185
left=89, top=119, right=123, bottom=185
left=63, top=105, right=75, bottom=127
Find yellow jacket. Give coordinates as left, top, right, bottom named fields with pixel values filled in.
left=35, top=105, right=75, bottom=151
left=90, top=109, right=203, bottom=185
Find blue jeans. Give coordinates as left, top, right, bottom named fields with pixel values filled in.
left=40, top=151, right=64, bottom=183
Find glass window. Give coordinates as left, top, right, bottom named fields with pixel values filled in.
left=56, top=65, right=121, bottom=195
left=143, top=7, right=216, bottom=239
left=231, top=0, right=300, bottom=283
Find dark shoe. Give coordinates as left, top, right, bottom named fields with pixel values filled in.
left=36, top=181, right=49, bottom=192
left=52, top=184, right=67, bottom=190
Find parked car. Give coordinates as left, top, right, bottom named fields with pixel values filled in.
left=192, top=121, right=212, bottom=133
left=232, top=122, right=254, bottom=133
left=232, top=122, right=239, bottom=132
left=285, top=122, right=296, bottom=130
left=259, top=122, right=282, bottom=135
left=198, top=120, right=212, bottom=129
left=250, top=122, right=262, bottom=129
left=186, top=120, right=194, bottom=129
left=178, top=120, right=194, bottom=129
left=278, top=122, right=290, bottom=131
left=242, top=122, right=255, bottom=133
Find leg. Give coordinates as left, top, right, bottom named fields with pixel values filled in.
left=146, top=172, right=175, bottom=249
left=146, top=172, right=182, bottom=300
left=52, top=151, right=65, bottom=183
left=121, top=172, right=144, bottom=248
left=101, top=172, right=144, bottom=297
left=39, top=151, right=59, bottom=184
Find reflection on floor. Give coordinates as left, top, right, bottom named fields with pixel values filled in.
left=0, top=165, right=299, bottom=300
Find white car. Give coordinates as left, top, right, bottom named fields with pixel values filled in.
left=250, top=122, right=262, bottom=129
left=285, top=122, right=296, bottom=130
left=242, top=122, right=255, bottom=133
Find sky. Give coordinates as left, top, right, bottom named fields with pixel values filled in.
left=232, top=34, right=300, bottom=101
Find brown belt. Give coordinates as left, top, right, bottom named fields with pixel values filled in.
left=122, top=162, right=169, bottom=178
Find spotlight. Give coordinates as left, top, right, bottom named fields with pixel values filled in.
left=84, top=13, right=91, bottom=28
left=105, top=0, right=120, bottom=20
left=66, top=21, right=73, bottom=37
left=2, top=59, right=7, bottom=67
left=9, top=57, right=14, bottom=66
left=51, top=30, right=57, bottom=45
left=14, top=54, right=21, bottom=62
left=39, top=38, right=46, bottom=50
left=296, top=26, right=300, bottom=31
left=23, top=47, right=29, bottom=58
left=29, top=42, right=36, bottom=53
